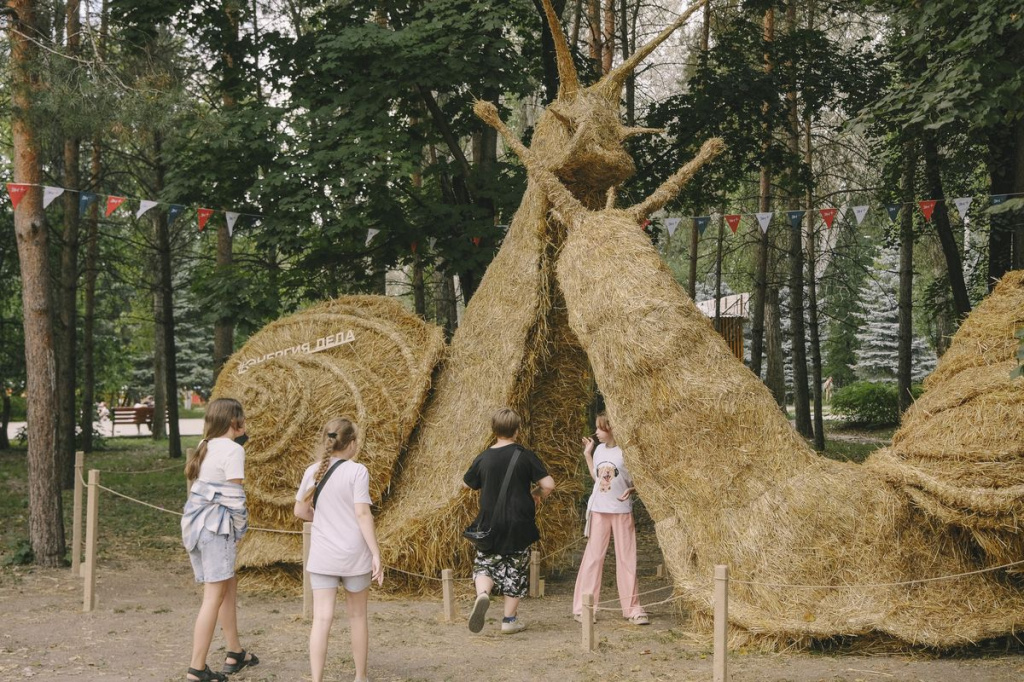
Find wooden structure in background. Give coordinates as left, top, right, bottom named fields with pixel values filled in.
left=696, top=294, right=749, bottom=361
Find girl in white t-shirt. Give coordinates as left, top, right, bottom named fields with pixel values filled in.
left=294, top=417, right=383, bottom=682
left=572, top=412, right=649, bottom=625
left=181, top=397, right=259, bottom=682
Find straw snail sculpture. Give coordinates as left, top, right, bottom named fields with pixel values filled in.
left=216, top=0, right=1024, bottom=647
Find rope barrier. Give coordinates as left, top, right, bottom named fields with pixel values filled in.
left=100, top=462, right=184, bottom=475
left=90, top=473, right=1024, bottom=592
left=729, top=558, right=1024, bottom=589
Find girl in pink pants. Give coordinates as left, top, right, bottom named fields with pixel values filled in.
left=572, top=412, right=649, bottom=625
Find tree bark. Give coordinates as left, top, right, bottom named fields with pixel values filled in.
left=153, top=131, right=182, bottom=458
left=986, top=126, right=1016, bottom=288
left=898, top=142, right=917, bottom=414
left=765, top=287, right=786, bottom=409
left=921, top=131, right=971, bottom=318
left=10, top=0, right=66, bottom=566
left=785, top=0, right=811, bottom=438
left=601, top=0, right=614, bottom=74
left=79, top=0, right=106, bottom=454
left=55, top=0, right=82, bottom=488
left=749, top=8, right=774, bottom=380
left=803, top=1, right=824, bottom=451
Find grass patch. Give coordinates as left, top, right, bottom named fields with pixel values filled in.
left=0, top=436, right=201, bottom=566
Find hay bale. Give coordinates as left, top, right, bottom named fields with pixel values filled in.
left=210, top=296, right=445, bottom=570
left=867, top=270, right=1024, bottom=569
left=481, top=93, right=1024, bottom=646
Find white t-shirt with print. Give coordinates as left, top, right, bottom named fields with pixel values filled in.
left=198, top=438, right=245, bottom=483
left=296, top=458, right=373, bottom=577
left=589, top=443, right=634, bottom=514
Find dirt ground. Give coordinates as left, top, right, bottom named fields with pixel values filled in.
left=3, top=510, right=1024, bottom=682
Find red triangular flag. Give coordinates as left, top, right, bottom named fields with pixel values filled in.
left=725, top=215, right=741, bottom=233
left=471, top=236, right=482, bottom=247
left=6, top=183, right=29, bottom=210
left=410, top=241, right=418, bottom=254
left=105, top=196, right=126, bottom=217
left=198, top=208, right=213, bottom=231
left=640, top=218, right=651, bottom=231
left=819, top=207, right=838, bottom=228
left=918, top=200, right=937, bottom=222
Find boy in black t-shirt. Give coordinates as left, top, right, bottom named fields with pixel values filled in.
left=462, top=408, right=555, bottom=634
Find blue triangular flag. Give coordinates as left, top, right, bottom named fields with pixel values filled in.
left=886, top=204, right=901, bottom=222
left=786, top=210, right=805, bottom=229
left=168, top=204, right=185, bottom=226
left=79, top=192, right=98, bottom=216
left=991, top=194, right=1008, bottom=206
left=695, top=216, right=710, bottom=236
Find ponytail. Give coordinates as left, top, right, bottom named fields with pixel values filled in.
left=302, top=416, right=358, bottom=503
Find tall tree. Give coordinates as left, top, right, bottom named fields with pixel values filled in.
left=8, top=0, right=66, bottom=566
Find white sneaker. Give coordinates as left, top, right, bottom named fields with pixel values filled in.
left=468, top=593, right=490, bottom=633
left=628, top=613, right=650, bottom=626
left=500, top=617, right=527, bottom=634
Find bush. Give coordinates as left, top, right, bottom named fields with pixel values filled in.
left=8, top=396, right=27, bottom=421
left=830, top=381, right=922, bottom=427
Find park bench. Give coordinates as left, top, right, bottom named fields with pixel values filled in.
left=110, top=406, right=155, bottom=436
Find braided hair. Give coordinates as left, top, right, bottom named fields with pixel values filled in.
left=302, top=417, right=358, bottom=503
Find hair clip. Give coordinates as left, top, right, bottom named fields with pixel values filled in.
left=327, top=432, right=337, bottom=438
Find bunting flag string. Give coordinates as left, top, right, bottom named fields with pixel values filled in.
left=918, top=200, right=937, bottom=222
left=695, top=216, right=710, bottom=235
left=819, top=207, right=838, bottom=228
left=755, top=212, right=773, bottom=234
left=664, top=217, right=681, bottom=237
left=725, top=214, right=741, bottom=233
left=852, top=205, right=869, bottom=225
left=1, top=182, right=262, bottom=234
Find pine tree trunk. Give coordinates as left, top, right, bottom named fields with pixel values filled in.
left=602, top=0, right=614, bottom=74
left=0, top=390, right=10, bottom=450
left=898, top=142, right=917, bottom=413
left=986, top=128, right=1016, bottom=288
left=153, top=132, right=182, bottom=458
left=921, top=131, right=971, bottom=317
left=10, top=0, right=66, bottom=566
left=749, top=8, right=774, bottom=380
left=80, top=141, right=101, bottom=452
left=765, top=287, right=786, bottom=408
left=153, top=285, right=168, bottom=440
left=785, top=0, right=811, bottom=438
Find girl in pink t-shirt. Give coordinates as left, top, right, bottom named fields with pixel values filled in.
left=294, top=418, right=383, bottom=682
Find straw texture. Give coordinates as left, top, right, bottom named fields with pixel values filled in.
left=211, top=296, right=445, bottom=569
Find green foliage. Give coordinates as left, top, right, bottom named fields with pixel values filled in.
left=830, top=380, right=922, bottom=427
left=2, top=539, right=33, bottom=567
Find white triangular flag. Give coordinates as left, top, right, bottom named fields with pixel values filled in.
left=365, top=228, right=379, bottom=247
left=664, top=217, right=682, bottom=237
left=225, top=211, right=240, bottom=236
left=953, top=197, right=972, bottom=222
left=428, top=237, right=437, bottom=251
left=42, top=186, right=64, bottom=208
left=755, top=212, right=773, bottom=233
left=852, top=205, right=869, bottom=225
left=136, top=199, right=159, bottom=218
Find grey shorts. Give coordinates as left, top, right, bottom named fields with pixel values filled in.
left=473, top=549, right=531, bottom=598
left=188, top=529, right=237, bottom=583
left=309, top=571, right=372, bottom=593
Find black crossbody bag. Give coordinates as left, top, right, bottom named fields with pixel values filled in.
left=312, top=459, right=347, bottom=509
left=462, top=447, right=522, bottom=553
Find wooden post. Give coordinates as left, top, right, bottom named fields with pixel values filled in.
left=656, top=563, right=664, bottom=578
left=72, top=451, right=84, bottom=576
left=529, top=550, right=540, bottom=597
left=302, top=521, right=312, bottom=618
left=582, top=593, right=595, bottom=651
left=83, top=469, right=99, bottom=612
left=442, top=569, right=457, bottom=623
left=713, top=564, right=729, bottom=682
left=538, top=578, right=545, bottom=598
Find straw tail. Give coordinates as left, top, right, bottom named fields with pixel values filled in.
left=540, top=0, right=580, bottom=99
left=598, top=0, right=707, bottom=98
left=553, top=210, right=1024, bottom=646
left=628, top=137, right=725, bottom=222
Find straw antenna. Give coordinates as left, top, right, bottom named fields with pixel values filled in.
left=540, top=0, right=580, bottom=100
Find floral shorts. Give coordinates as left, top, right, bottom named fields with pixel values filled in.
left=473, top=549, right=531, bottom=598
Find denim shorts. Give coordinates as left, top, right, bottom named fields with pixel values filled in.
left=308, top=571, right=372, bottom=593
left=188, top=529, right=237, bottom=583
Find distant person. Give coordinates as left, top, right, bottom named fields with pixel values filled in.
left=823, top=376, right=834, bottom=403
left=294, top=417, right=383, bottom=682
left=96, top=401, right=110, bottom=423
left=572, top=412, right=649, bottom=625
left=462, top=408, right=555, bottom=634
left=181, top=398, right=259, bottom=681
